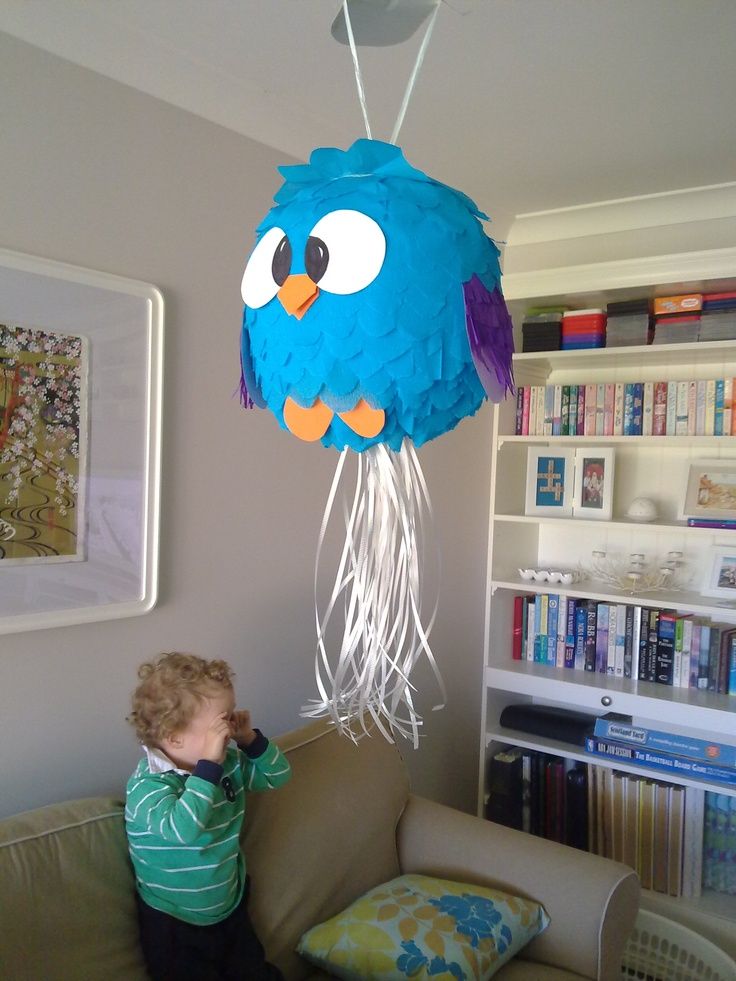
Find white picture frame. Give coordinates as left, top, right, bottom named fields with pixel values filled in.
left=571, top=447, right=615, bottom=521
left=0, top=248, right=163, bottom=633
left=701, top=545, right=736, bottom=601
left=681, top=459, right=736, bottom=521
left=524, top=447, right=575, bottom=517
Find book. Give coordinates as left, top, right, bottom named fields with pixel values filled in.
left=584, top=736, right=736, bottom=787
left=652, top=381, right=667, bottom=435
left=681, top=785, right=705, bottom=898
left=486, top=747, right=524, bottom=829
left=703, top=792, right=736, bottom=895
left=687, top=518, right=736, bottom=529
left=546, top=593, right=559, bottom=667
left=595, top=603, right=609, bottom=674
left=593, top=713, right=736, bottom=766
left=652, top=782, right=670, bottom=894
left=638, top=779, right=656, bottom=890
left=565, top=764, right=588, bottom=851
left=668, top=784, right=685, bottom=896
left=642, top=381, right=654, bottom=437
left=512, top=594, right=525, bottom=660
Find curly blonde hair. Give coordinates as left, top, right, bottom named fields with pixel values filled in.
left=128, top=652, right=234, bottom=745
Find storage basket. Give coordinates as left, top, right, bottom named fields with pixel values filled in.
left=621, top=908, right=736, bottom=981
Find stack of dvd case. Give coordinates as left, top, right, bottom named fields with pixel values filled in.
left=522, top=312, right=562, bottom=352
left=605, top=299, right=652, bottom=347
left=699, top=291, right=736, bottom=342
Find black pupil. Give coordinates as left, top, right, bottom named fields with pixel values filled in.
left=305, top=237, right=329, bottom=284
left=271, top=235, right=292, bottom=287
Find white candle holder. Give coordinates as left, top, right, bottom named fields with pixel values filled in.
left=584, top=548, right=690, bottom=593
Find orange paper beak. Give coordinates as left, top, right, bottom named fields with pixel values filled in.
left=277, top=274, right=319, bottom=319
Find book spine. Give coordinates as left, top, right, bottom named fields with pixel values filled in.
left=656, top=613, right=676, bottom=685
left=565, top=599, right=577, bottom=669
left=521, top=386, right=531, bottom=435
left=595, top=382, right=605, bottom=436
left=721, top=375, right=730, bottom=435
left=687, top=380, right=697, bottom=436
left=665, top=382, right=677, bottom=435
left=584, top=384, right=597, bottom=436
left=544, top=385, right=554, bottom=436
left=512, top=594, right=524, bottom=660
left=556, top=595, right=567, bottom=668
left=606, top=605, right=617, bottom=676
left=552, top=384, right=562, bottom=436
left=539, top=593, right=549, bottom=664
left=642, top=381, right=654, bottom=437
left=687, top=518, right=736, bottom=529
left=646, top=608, right=660, bottom=683
left=596, top=603, right=609, bottom=674
left=574, top=604, right=587, bottom=670
left=603, top=383, right=615, bottom=436
left=705, top=379, right=716, bottom=435
left=689, top=623, right=701, bottom=689
left=698, top=624, right=711, bottom=689
left=695, top=379, right=707, bottom=436
left=561, top=385, right=570, bottom=436
left=623, top=383, right=634, bottom=436
left=585, top=737, right=736, bottom=786
left=675, top=380, right=689, bottom=435
left=615, top=604, right=626, bottom=679
left=729, top=632, right=736, bottom=695
left=653, top=381, right=667, bottom=435
left=526, top=596, right=536, bottom=661
left=593, top=718, right=736, bottom=767
left=584, top=601, right=597, bottom=672
left=515, top=388, right=524, bottom=435
left=576, top=384, right=586, bottom=435
left=715, top=379, right=725, bottom=436
left=613, top=382, right=625, bottom=436
left=631, top=382, right=643, bottom=435
left=546, top=593, right=559, bottom=667
left=680, top=617, right=693, bottom=689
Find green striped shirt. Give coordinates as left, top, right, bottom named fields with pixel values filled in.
left=125, top=737, right=290, bottom=925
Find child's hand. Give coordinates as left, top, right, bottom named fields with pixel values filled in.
left=230, top=709, right=257, bottom=747
left=202, top=713, right=232, bottom=764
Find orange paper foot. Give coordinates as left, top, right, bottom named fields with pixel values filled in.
left=283, top=396, right=334, bottom=442
left=338, top=400, right=385, bottom=439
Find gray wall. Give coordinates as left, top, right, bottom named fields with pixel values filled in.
left=0, top=34, right=491, bottom=819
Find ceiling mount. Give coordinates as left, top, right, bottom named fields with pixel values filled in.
left=331, top=0, right=438, bottom=47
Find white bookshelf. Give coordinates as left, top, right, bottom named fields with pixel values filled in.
left=479, top=248, right=736, bottom=949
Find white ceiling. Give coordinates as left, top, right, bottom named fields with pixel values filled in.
left=2, top=0, right=735, bottom=226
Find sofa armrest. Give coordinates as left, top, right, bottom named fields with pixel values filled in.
left=397, top=795, right=639, bottom=981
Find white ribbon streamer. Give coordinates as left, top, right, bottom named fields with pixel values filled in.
left=390, top=2, right=441, bottom=145
left=343, top=0, right=373, bottom=139
left=301, top=440, right=446, bottom=748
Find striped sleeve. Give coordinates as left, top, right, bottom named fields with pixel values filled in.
left=126, top=773, right=220, bottom=844
left=240, top=738, right=291, bottom=792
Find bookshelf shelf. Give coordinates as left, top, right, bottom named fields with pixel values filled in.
left=485, top=726, right=736, bottom=798
left=480, top=248, right=736, bottom=938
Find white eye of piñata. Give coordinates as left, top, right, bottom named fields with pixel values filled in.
left=305, top=210, right=385, bottom=295
left=241, top=226, right=290, bottom=308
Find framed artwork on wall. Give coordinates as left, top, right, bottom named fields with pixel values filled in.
left=702, top=545, right=736, bottom=600
left=571, top=447, right=615, bottom=521
left=682, top=460, right=736, bottom=521
left=524, top=448, right=575, bottom=517
left=0, top=248, right=163, bottom=633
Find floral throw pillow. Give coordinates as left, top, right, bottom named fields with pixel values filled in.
left=296, top=873, right=550, bottom=980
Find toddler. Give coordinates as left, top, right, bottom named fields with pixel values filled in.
left=125, top=652, right=291, bottom=980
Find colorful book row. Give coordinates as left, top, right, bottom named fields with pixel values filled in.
left=514, top=379, right=736, bottom=437
left=511, top=594, right=736, bottom=693
left=585, top=736, right=736, bottom=789
left=487, top=746, right=706, bottom=897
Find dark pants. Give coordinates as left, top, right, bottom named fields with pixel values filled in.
left=136, top=877, right=283, bottom=981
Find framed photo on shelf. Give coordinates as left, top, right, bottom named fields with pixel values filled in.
left=702, top=545, right=736, bottom=600
left=571, top=447, right=614, bottom=521
left=0, top=248, right=163, bottom=634
left=682, top=459, right=736, bottom=520
left=524, top=447, right=574, bottom=517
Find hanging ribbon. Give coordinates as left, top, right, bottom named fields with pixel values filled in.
left=342, top=0, right=441, bottom=144
left=302, top=441, right=446, bottom=747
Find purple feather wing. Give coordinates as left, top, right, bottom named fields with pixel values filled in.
left=463, top=274, right=515, bottom=403
left=239, top=325, right=266, bottom=409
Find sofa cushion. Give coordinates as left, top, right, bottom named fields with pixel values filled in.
left=296, top=873, right=550, bottom=980
left=243, top=718, right=410, bottom=980
left=0, top=797, right=148, bottom=981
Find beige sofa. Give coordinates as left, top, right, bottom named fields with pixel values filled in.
left=0, top=718, right=639, bottom=980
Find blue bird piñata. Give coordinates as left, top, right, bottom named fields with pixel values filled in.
left=240, top=139, right=514, bottom=452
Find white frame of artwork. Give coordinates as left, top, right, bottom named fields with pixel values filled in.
left=0, top=248, right=163, bottom=634
left=571, top=447, right=615, bottom=521
left=524, top=447, right=575, bottom=517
